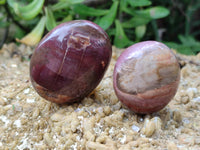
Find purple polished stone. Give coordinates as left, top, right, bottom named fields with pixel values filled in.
left=113, top=41, right=180, bottom=114
left=30, top=20, right=112, bottom=104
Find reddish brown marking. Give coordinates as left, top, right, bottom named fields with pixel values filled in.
left=101, top=61, right=105, bottom=68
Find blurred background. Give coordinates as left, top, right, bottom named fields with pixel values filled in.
left=0, top=0, right=200, bottom=55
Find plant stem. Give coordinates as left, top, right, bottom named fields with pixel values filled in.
left=0, top=20, right=9, bottom=49
left=151, top=20, right=160, bottom=41
left=0, top=7, right=9, bottom=49
left=185, top=8, right=191, bottom=37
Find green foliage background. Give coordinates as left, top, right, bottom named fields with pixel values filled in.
left=0, top=0, right=200, bottom=55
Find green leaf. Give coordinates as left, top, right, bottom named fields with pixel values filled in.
left=73, top=4, right=109, bottom=16
left=148, top=7, right=170, bottom=19
left=122, top=17, right=150, bottom=28
left=114, top=20, right=133, bottom=48
left=119, top=0, right=128, bottom=12
left=136, top=6, right=170, bottom=19
left=178, top=35, right=196, bottom=45
left=178, top=35, right=200, bottom=52
left=7, top=0, right=14, bottom=8
left=0, top=15, right=9, bottom=27
left=52, top=2, right=69, bottom=11
left=135, top=25, right=146, bottom=40
left=7, top=0, right=45, bottom=20
left=107, top=28, right=116, bottom=37
left=165, top=36, right=200, bottom=55
left=127, top=0, right=152, bottom=7
left=52, top=0, right=84, bottom=11
left=58, top=15, right=73, bottom=24
left=122, top=7, right=136, bottom=16
left=97, top=1, right=119, bottom=30
left=0, top=0, right=6, bottom=5
left=14, top=26, right=26, bottom=39
left=59, top=0, right=84, bottom=4
left=165, top=42, right=195, bottom=55
left=0, top=22, right=9, bottom=28
left=64, top=0, right=84, bottom=3
left=176, top=46, right=195, bottom=55
left=16, top=16, right=46, bottom=46
left=45, top=7, right=57, bottom=31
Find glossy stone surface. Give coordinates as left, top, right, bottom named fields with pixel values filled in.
left=113, top=41, right=180, bottom=114
left=30, top=20, right=112, bottom=104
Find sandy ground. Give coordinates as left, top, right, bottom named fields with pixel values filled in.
left=0, top=43, right=200, bottom=150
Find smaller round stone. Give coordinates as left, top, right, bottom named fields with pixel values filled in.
left=113, top=41, right=180, bottom=114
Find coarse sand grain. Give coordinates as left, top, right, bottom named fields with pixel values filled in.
left=0, top=43, right=200, bottom=149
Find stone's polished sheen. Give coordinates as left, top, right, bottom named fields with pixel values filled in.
left=113, top=41, right=180, bottom=114
left=30, top=20, right=112, bottom=104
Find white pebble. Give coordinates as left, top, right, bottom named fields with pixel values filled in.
left=26, top=98, right=35, bottom=103
left=0, top=115, right=10, bottom=127
left=50, top=113, right=65, bottom=122
left=119, top=135, right=126, bottom=144
left=109, top=127, right=114, bottom=134
left=182, top=118, right=190, bottom=124
left=23, top=88, right=30, bottom=94
left=192, top=97, right=200, bottom=103
left=14, top=119, right=21, bottom=128
left=17, top=137, right=31, bottom=150
left=187, top=88, right=198, bottom=93
left=132, top=124, right=140, bottom=132
left=11, top=64, right=17, bottom=68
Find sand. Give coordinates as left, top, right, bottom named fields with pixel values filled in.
left=0, top=43, right=200, bottom=150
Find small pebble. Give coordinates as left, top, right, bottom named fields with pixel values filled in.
left=167, top=141, right=178, bottom=150
left=13, top=119, right=21, bottom=128
left=151, top=117, right=162, bottom=130
left=23, top=88, right=30, bottom=94
left=50, top=113, right=65, bottom=122
left=192, top=97, right=200, bottom=103
left=173, top=110, right=182, bottom=123
left=178, top=134, right=195, bottom=145
left=141, top=118, right=156, bottom=137
left=32, top=108, right=40, bottom=119
left=0, top=97, right=6, bottom=106
left=132, top=124, right=140, bottom=132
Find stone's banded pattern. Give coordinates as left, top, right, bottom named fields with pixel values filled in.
left=117, top=42, right=179, bottom=94
left=113, top=41, right=180, bottom=114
